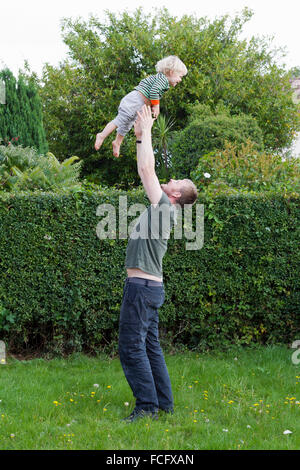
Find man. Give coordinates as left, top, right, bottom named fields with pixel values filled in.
left=119, top=105, right=198, bottom=422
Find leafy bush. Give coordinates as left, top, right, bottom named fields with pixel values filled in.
left=191, top=140, right=300, bottom=196
left=0, top=144, right=82, bottom=191
left=170, top=111, right=264, bottom=178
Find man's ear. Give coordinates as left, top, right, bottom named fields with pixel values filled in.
left=172, top=191, right=181, bottom=199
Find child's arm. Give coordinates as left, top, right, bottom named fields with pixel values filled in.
left=148, top=73, right=169, bottom=118
left=151, top=104, right=160, bottom=118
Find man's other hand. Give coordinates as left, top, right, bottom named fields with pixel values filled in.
left=134, top=105, right=155, bottom=139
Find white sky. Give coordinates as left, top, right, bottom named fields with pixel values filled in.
left=1, top=0, right=300, bottom=77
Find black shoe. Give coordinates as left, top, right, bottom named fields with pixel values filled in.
left=122, top=409, right=158, bottom=423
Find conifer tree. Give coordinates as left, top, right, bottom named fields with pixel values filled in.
left=0, top=68, right=48, bottom=153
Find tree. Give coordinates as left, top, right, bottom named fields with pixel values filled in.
left=0, top=68, right=48, bottom=154
left=290, top=66, right=300, bottom=79
left=170, top=105, right=264, bottom=178
left=39, top=7, right=300, bottom=186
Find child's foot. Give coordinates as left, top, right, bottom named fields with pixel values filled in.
left=94, top=133, right=104, bottom=150
left=112, top=140, right=120, bottom=158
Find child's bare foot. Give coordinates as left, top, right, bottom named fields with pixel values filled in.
left=112, top=140, right=120, bottom=157
left=95, top=133, right=104, bottom=150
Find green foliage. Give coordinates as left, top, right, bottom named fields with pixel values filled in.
left=170, top=109, right=264, bottom=178
left=289, top=66, right=300, bottom=79
left=38, top=7, right=299, bottom=186
left=0, top=68, right=48, bottom=154
left=191, top=140, right=300, bottom=197
left=152, top=114, right=176, bottom=180
left=0, top=189, right=298, bottom=355
left=0, top=144, right=82, bottom=191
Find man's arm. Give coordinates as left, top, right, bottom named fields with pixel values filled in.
left=134, top=105, right=163, bottom=205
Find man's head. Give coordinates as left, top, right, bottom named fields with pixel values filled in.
left=161, top=179, right=198, bottom=207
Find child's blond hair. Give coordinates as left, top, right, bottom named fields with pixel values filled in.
left=155, top=56, right=187, bottom=76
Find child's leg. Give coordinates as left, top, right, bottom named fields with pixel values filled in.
left=112, top=133, right=124, bottom=158
left=94, top=121, right=117, bottom=150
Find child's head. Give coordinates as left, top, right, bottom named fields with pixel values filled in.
left=155, top=56, right=187, bottom=76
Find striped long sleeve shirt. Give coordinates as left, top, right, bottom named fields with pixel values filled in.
left=135, top=73, right=170, bottom=105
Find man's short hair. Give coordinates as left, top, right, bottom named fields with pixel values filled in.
left=176, top=179, right=198, bottom=208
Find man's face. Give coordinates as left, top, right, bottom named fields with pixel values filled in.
left=161, top=179, right=184, bottom=197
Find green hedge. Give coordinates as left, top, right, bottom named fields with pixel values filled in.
left=0, top=189, right=299, bottom=355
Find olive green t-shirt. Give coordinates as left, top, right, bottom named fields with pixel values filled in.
left=125, top=191, right=176, bottom=278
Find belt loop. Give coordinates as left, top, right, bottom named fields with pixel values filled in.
left=145, top=279, right=149, bottom=287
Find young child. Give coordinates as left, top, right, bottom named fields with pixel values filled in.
left=94, top=55, right=187, bottom=157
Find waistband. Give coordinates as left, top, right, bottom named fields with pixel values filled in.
left=126, top=277, right=163, bottom=287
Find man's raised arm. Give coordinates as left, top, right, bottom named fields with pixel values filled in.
left=134, top=105, right=163, bottom=205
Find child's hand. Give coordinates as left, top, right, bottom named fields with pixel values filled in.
left=151, top=105, right=160, bottom=119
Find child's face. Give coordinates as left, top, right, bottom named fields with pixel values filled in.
left=166, top=71, right=185, bottom=87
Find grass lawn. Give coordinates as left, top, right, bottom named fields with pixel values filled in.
left=0, top=345, right=299, bottom=450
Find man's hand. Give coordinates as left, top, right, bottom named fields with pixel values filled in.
left=134, top=105, right=155, bottom=139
